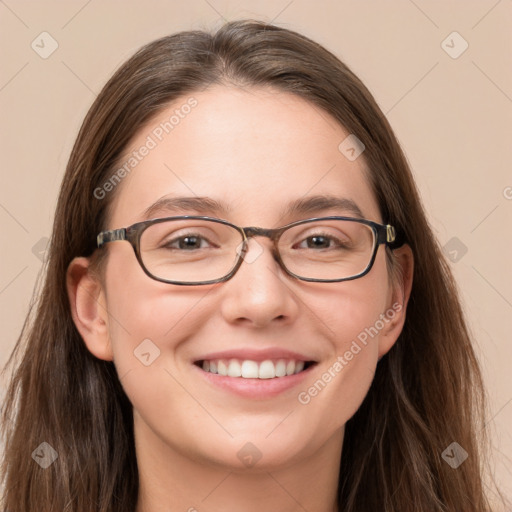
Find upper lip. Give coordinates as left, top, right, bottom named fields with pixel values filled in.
left=194, top=348, right=318, bottom=363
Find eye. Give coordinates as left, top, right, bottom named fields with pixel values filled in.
left=294, top=231, right=351, bottom=250
left=163, top=233, right=215, bottom=250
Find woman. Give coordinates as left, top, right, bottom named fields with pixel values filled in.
left=0, top=19, right=499, bottom=511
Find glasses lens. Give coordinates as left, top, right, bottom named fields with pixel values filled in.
left=279, top=219, right=376, bottom=280
left=139, top=219, right=243, bottom=283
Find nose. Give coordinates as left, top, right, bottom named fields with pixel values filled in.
left=219, top=237, right=299, bottom=328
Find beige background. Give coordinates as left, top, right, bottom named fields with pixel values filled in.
left=1, top=0, right=511, bottom=506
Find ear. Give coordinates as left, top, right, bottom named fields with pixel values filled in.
left=377, top=244, right=414, bottom=358
left=66, top=256, right=114, bottom=361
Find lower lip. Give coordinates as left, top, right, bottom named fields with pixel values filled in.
left=193, top=363, right=316, bottom=399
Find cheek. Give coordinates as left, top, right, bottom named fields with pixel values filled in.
left=102, top=246, right=200, bottom=367
left=296, top=320, right=379, bottom=438
left=300, top=252, right=390, bottom=424
left=320, top=249, right=391, bottom=346
left=101, top=252, right=210, bottom=449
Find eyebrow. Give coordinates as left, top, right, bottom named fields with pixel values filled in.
left=141, top=194, right=365, bottom=222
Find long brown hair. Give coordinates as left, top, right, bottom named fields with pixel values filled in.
left=1, top=19, right=499, bottom=511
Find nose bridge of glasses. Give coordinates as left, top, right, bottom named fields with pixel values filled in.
left=242, top=226, right=280, bottom=241
left=238, top=226, right=282, bottom=262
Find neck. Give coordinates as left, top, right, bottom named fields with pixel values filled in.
left=134, top=414, right=343, bottom=512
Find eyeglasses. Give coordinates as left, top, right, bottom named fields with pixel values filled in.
left=96, top=215, right=397, bottom=286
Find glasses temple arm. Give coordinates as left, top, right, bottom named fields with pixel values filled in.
left=97, top=228, right=127, bottom=248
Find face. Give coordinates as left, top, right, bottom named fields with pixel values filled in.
left=76, top=85, right=406, bottom=472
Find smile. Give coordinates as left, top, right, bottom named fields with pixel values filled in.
left=195, top=358, right=316, bottom=379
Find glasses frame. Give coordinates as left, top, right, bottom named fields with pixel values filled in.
left=96, top=215, right=398, bottom=286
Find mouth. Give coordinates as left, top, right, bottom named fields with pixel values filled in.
left=194, top=358, right=317, bottom=379
left=192, top=348, right=319, bottom=399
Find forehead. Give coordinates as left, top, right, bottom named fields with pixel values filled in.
left=107, top=85, right=381, bottom=228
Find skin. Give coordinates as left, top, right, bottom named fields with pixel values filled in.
left=67, top=85, right=413, bottom=512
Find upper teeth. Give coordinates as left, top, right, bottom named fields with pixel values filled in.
left=201, top=359, right=306, bottom=379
